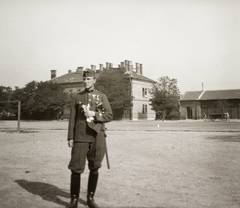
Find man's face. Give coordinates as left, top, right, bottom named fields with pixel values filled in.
left=83, top=76, right=96, bottom=90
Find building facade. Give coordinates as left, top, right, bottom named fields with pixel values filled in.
left=180, top=89, right=240, bottom=120
left=51, top=60, right=156, bottom=120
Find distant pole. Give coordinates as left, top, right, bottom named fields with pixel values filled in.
left=130, top=76, right=132, bottom=120
left=18, top=101, right=21, bottom=133
left=202, top=82, right=204, bottom=91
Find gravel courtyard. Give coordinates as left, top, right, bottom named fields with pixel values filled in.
left=0, top=120, right=239, bottom=208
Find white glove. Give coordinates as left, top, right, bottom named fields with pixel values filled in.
left=82, top=104, right=95, bottom=122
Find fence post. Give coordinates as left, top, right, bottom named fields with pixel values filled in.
left=18, top=101, right=21, bottom=133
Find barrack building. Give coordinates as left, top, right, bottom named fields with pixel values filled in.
left=50, top=60, right=156, bottom=120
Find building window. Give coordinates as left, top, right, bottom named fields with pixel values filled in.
left=142, top=104, right=147, bottom=113
left=142, top=88, right=148, bottom=98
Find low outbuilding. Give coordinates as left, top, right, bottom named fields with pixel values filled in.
left=180, top=89, right=240, bottom=120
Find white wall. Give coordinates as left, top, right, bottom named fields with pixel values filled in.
left=131, top=80, right=155, bottom=120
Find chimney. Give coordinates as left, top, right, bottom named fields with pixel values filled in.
left=91, top=65, right=96, bottom=71
left=125, top=60, right=128, bottom=71
left=76, top=66, right=84, bottom=74
left=136, top=63, right=140, bottom=74
left=140, top=64, right=143, bottom=75
left=99, top=64, right=103, bottom=71
left=121, top=62, right=125, bottom=69
left=109, top=63, right=113, bottom=69
left=106, top=62, right=110, bottom=70
left=68, top=70, right=72, bottom=73
left=129, top=61, right=132, bottom=73
left=51, top=70, right=57, bottom=79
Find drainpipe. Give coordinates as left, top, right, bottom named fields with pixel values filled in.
left=130, top=75, right=133, bottom=120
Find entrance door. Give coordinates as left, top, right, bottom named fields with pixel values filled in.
left=238, top=106, right=240, bottom=119
left=187, top=107, right=193, bottom=119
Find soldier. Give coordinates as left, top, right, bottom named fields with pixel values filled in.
left=67, top=68, right=113, bottom=208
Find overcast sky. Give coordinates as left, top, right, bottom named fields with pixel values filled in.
left=0, top=0, right=240, bottom=94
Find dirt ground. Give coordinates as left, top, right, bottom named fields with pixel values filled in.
left=0, top=120, right=240, bottom=208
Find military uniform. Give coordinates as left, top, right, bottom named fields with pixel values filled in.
left=67, top=68, right=112, bottom=208
left=68, top=89, right=113, bottom=173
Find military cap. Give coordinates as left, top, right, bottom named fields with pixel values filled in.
left=83, top=68, right=96, bottom=78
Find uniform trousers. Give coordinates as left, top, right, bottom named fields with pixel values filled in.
left=68, top=131, right=106, bottom=174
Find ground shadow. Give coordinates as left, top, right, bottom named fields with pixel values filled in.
left=0, top=129, right=38, bottom=133
left=15, top=179, right=87, bottom=207
left=207, top=134, right=240, bottom=142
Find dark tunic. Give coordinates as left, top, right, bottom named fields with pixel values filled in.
left=67, top=89, right=113, bottom=143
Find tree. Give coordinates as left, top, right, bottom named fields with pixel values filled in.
left=95, top=68, right=132, bottom=120
left=31, top=81, right=69, bottom=119
left=11, top=81, right=69, bottom=120
left=21, top=81, right=38, bottom=118
left=0, top=86, right=14, bottom=119
left=150, top=76, right=180, bottom=120
left=0, top=86, right=12, bottom=101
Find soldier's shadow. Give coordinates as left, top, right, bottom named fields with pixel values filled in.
left=15, top=179, right=87, bottom=207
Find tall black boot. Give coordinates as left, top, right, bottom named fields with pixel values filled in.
left=87, top=170, right=99, bottom=208
left=68, top=171, right=80, bottom=208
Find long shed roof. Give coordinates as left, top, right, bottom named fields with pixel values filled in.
left=181, top=89, right=240, bottom=101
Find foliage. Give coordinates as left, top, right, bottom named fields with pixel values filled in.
left=8, top=81, right=69, bottom=120
left=95, top=68, right=132, bottom=120
left=0, top=86, right=15, bottom=119
left=0, top=86, right=13, bottom=101
left=149, top=76, right=180, bottom=120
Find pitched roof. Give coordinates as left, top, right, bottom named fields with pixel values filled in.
left=52, top=68, right=156, bottom=85
left=51, top=71, right=83, bottom=84
left=124, top=70, right=156, bottom=83
left=133, top=71, right=156, bottom=83
left=200, top=89, right=240, bottom=100
left=180, top=91, right=203, bottom=101
left=180, top=89, right=240, bottom=101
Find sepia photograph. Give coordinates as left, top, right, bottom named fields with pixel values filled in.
left=0, top=0, right=240, bottom=208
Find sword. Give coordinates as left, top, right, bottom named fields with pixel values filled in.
left=105, top=131, right=110, bottom=169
